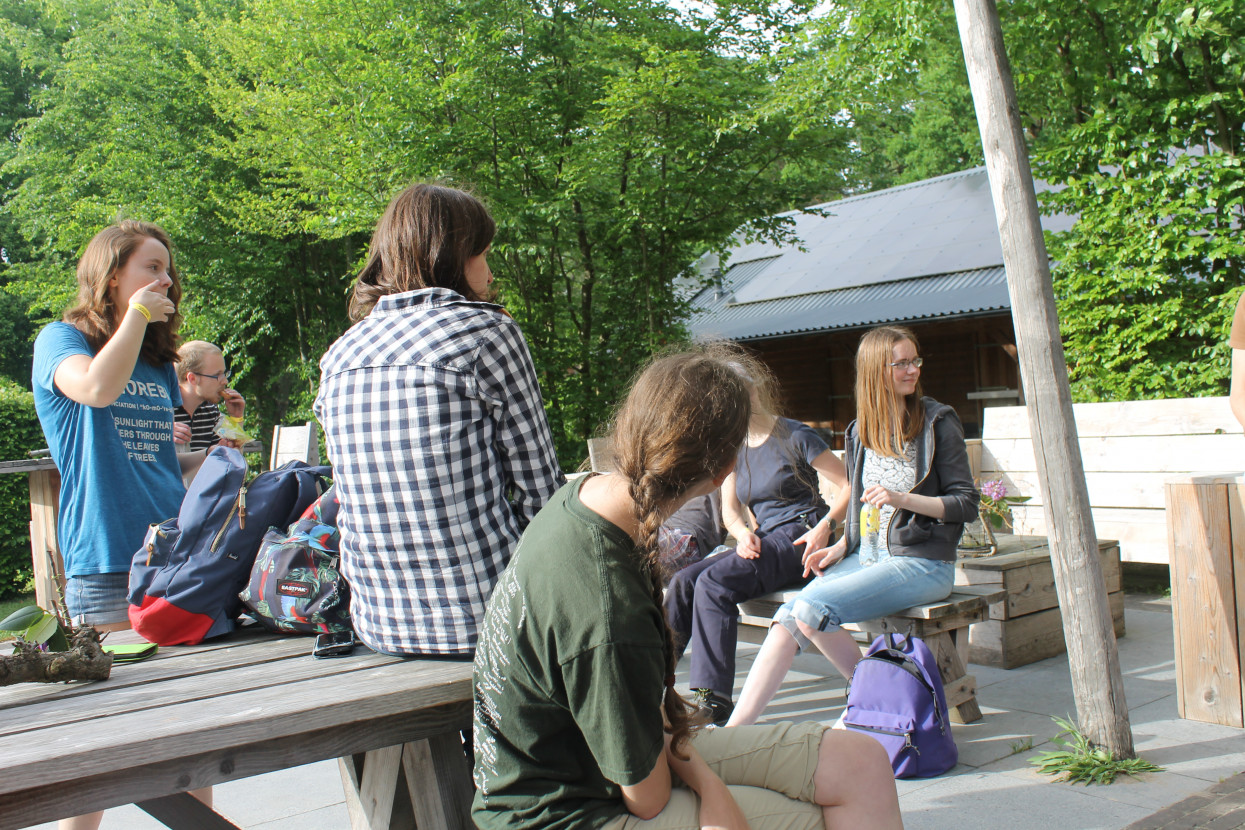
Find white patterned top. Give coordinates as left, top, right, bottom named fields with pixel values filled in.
left=861, top=443, right=918, bottom=556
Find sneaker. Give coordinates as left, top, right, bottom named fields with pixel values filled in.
left=692, top=689, right=734, bottom=727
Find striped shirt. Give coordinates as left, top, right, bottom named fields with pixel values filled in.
left=314, top=287, right=564, bottom=656
left=173, top=402, right=220, bottom=452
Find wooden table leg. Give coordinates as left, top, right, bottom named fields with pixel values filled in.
left=340, top=746, right=407, bottom=830
left=924, top=629, right=982, bottom=723
left=338, top=732, right=471, bottom=830
left=136, top=792, right=243, bottom=830
left=403, top=732, right=472, bottom=830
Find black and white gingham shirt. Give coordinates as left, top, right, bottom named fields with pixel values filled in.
left=315, top=288, right=563, bottom=656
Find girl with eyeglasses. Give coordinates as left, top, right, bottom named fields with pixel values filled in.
left=728, top=325, right=979, bottom=726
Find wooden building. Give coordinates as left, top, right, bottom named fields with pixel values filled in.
left=687, top=166, right=1074, bottom=446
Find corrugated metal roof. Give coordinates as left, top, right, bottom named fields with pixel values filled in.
left=689, top=266, right=1009, bottom=341
left=687, top=166, right=1070, bottom=340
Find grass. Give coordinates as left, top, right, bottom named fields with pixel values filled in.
left=0, top=592, right=37, bottom=642
left=1032, top=716, right=1163, bottom=785
left=0, top=592, right=36, bottom=623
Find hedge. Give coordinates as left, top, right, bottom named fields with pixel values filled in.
left=0, top=381, right=42, bottom=598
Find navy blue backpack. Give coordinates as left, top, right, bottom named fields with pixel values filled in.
left=842, top=632, right=958, bottom=778
left=128, top=447, right=331, bottom=645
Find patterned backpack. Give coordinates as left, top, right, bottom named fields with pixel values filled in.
left=842, top=632, right=958, bottom=778
left=239, top=487, right=350, bottom=634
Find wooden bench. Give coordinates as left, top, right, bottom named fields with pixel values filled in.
left=738, top=585, right=1004, bottom=723
left=979, top=396, right=1245, bottom=564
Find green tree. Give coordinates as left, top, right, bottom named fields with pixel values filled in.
left=0, top=0, right=356, bottom=435
left=201, top=0, right=852, bottom=461
left=1037, top=0, right=1245, bottom=401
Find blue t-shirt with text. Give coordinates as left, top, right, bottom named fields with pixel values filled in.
left=33, top=322, right=186, bottom=577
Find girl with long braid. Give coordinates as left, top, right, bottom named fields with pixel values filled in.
left=471, top=344, right=903, bottom=830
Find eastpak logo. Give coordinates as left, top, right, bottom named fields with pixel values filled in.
left=277, top=580, right=313, bottom=598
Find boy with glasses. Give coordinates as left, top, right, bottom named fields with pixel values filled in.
left=174, top=340, right=246, bottom=452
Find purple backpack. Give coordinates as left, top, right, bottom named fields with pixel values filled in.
left=843, top=632, right=958, bottom=778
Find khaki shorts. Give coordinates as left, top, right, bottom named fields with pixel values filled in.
left=601, top=721, right=828, bottom=830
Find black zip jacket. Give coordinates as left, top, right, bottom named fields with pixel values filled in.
left=842, top=397, right=980, bottom=563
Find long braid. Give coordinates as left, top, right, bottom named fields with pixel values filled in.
left=610, top=343, right=751, bottom=758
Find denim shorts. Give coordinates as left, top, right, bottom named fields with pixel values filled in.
left=65, top=572, right=131, bottom=626
left=774, top=551, right=954, bottom=651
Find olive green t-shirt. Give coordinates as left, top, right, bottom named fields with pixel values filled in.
left=472, top=478, right=667, bottom=830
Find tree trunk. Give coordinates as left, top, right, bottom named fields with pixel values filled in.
left=952, top=0, right=1135, bottom=758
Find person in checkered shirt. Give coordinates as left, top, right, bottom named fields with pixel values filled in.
left=315, top=183, right=564, bottom=656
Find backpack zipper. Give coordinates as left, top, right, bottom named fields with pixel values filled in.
left=845, top=722, right=919, bottom=754
left=210, top=487, right=246, bottom=552
left=145, top=524, right=169, bottom=566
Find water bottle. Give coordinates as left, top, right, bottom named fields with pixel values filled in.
left=860, top=503, right=881, bottom=566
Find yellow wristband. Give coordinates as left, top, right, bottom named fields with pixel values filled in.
left=129, top=302, right=152, bottom=322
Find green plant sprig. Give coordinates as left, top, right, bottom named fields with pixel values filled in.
left=1031, top=716, right=1163, bottom=785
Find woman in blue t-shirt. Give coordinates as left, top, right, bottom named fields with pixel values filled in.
left=728, top=325, right=979, bottom=726
left=33, top=221, right=220, bottom=830
left=32, top=221, right=199, bottom=631
left=663, top=353, right=850, bottom=726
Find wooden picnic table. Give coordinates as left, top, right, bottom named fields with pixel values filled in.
left=0, top=625, right=474, bottom=830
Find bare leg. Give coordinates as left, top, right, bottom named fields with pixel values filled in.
left=814, top=729, right=904, bottom=829
left=727, top=625, right=799, bottom=726
left=800, top=622, right=863, bottom=680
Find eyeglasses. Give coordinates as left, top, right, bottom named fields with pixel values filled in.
left=197, top=370, right=232, bottom=381
left=889, top=357, right=923, bottom=370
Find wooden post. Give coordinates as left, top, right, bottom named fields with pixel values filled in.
left=952, top=0, right=1135, bottom=755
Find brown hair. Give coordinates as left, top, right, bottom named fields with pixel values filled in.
left=63, top=220, right=182, bottom=366
left=610, top=342, right=751, bottom=756
left=349, top=183, right=496, bottom=321
left=855, top=325, right=924, bottom=456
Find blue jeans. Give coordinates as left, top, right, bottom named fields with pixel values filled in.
left=66, top=572, right=131, bottom=626
left=774, top=551, right=954, bottom=650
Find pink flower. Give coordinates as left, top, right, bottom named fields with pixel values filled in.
left=981, top=479, right=1009, bottom=502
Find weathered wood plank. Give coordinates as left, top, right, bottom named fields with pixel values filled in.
left=995, top=470, right=1169, bottom=510
left=1009, top=508, right=1169, bottom=564
left=957, top=542, right=1121, bottom=620
left=403, top=733, right=473, bottom=830
left=969, top=592, right=1125, bottom=669
left=0, top=458, right=57, bottom=474
left=0, top=659, right=473, bottom=795
left=346, top=745, right=404, bottom=830
left=0, top=699, right=472, bottom=830
left=0, top=632, right=319, bottom=713
left=1, top=647, right=400, bottom=737
left=137, top=793, right=243, bottom=830
left=1166, top=478, right=1243, bottom=726
left=28, top=467, right=63, bottom=612
left=983, top=397, right=1240, bottom=440
left=982, top=435, right=1245, bottom=475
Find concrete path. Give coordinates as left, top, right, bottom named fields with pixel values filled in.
left=23, top=594, right=1245, bottom=829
